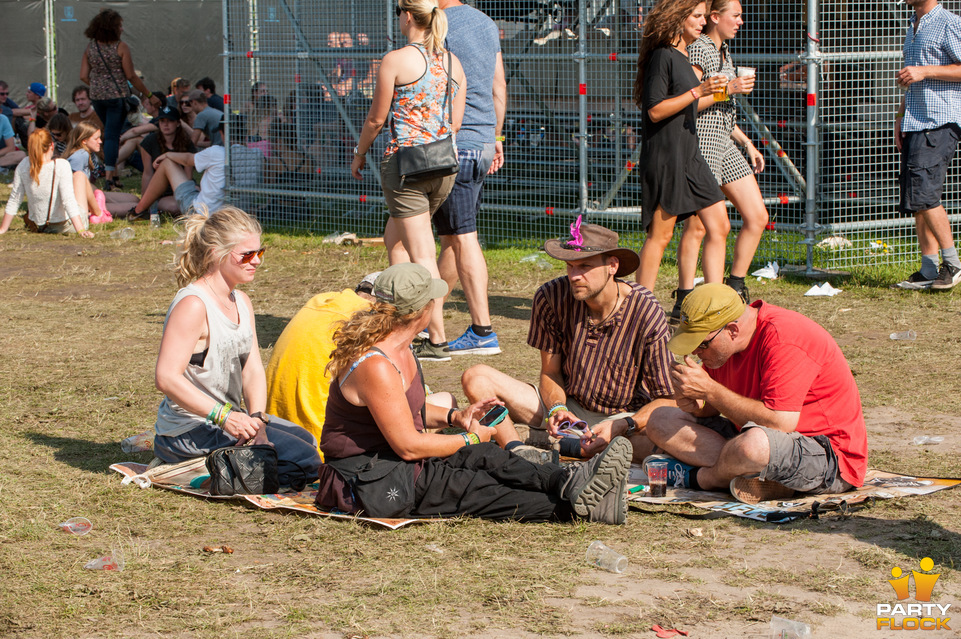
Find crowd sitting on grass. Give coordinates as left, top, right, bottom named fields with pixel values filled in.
left=7, top=0, right=961, bottom=525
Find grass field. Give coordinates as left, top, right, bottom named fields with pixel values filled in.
left=0, top=185, right=959, bottom=637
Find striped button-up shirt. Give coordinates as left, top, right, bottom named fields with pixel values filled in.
left=527, top=277, right=674, bottom=415
left=902, top=3, right=961, bottom=133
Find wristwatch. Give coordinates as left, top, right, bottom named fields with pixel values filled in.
left=353, top=146, right=365, bottom=156
left=249, top=411, right=270, bottom=424
left=623, top=416, right=638, bottom=437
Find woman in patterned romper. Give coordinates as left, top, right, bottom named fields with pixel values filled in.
left=350, top=0, right=467, bottom=359
left=671, top=0, right=769, bottom=319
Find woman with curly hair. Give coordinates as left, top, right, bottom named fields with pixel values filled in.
left=316, top=263, right=634, bottom=523
left=80, top=8, right=153, bottom=189
left=1, top=129, right=92, bottom=237
left=633, top=0, right=729, bottom=302
left=152, top=207, right=320, bottom=487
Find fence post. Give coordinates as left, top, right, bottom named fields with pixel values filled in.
left=45, top=0, right=56, bottom=102
left=577, top=0, right=588, bottom=215
left=803, top=0, right=822, bottom=275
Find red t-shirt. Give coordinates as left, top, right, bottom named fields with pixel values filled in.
left=706, top=301, right=868, bottom=487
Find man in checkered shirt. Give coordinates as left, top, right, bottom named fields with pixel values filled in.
left=895, top=0, right=961, bottom=290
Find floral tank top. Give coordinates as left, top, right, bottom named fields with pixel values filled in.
left=87, top=41, right=129, bottom=101
left=384, top=43, right=459, bottom=158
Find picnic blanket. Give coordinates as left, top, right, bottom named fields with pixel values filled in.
left=626, top=466, right=961, bottom=523
left=112, top=459, right=958, bottom=528
left=110, top=460, right=437, bottom=530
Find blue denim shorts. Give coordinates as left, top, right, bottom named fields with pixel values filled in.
left=432, top=144, right=495, bottom=235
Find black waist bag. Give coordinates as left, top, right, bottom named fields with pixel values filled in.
left=206, top=445, right=280, bottom=496
left=395, top=136, right=458, bottom=187
left=331, top=453, right=416, bottom=518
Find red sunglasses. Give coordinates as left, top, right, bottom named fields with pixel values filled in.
left=234, top=247, right=266, bottom=264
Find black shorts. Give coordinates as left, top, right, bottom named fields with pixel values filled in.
left=899, top=124, right=960, bottom=215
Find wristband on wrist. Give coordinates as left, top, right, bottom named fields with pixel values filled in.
left=690, top=88, right=699, bottom=101
left=215, top=401, right=233, bottom=427
left=207, top=403, right=222, bottom=424
left=495, top=135, right=505, bottom=142
left=447, top=407, right=456, bottom=427
left=623, top=416, right=638, bottom=437
left=466, top=432, right=480, bottom=445
left=547, top=403, right=568, bottom=418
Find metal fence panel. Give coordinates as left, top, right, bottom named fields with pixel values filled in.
left=224, top=0, right=961, bottom=270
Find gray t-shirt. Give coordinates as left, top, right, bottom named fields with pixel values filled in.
left=444, top=4, right=500, bottom=149
left=193, top=106, right=223, bottom=146
left=67, top=149, right=92, bottom=178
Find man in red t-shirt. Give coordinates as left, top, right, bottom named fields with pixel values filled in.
left=645, top=283, right=868, bottom=504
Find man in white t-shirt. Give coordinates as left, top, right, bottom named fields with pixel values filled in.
left=127, top=116, right=261, bottom=218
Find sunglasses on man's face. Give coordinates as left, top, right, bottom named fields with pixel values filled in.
left=234, top=247, right=266, bottom=264
left=0, top=92, right=9, bottom=97
left=180, top=101, right=191, bottom=106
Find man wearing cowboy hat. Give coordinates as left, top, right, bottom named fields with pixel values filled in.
left=462, top=218, right=675, bottom=462
left=643, top=283, right=868, bottom=503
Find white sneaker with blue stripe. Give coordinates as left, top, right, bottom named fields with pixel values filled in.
left=448, top=326, right=502, bottom=356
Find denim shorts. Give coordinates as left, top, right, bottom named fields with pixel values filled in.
left=432, top=144, right=495, bottom=235
left=174, top=180, right=200, bottom=214
left=899, top=124, right=960, bottom=214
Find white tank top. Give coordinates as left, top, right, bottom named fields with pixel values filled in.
left=154, top=283, right=253, bottom=437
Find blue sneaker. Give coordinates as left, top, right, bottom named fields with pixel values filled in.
left=448, top=326, right=502, bottom=356
left=642, top=454, right=696, bottom=489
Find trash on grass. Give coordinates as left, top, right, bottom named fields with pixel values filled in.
left=816, top=236, right=853, bottom=250
left=84, top=548, right=124, bottom=571
left=60, top=517, right=92, bottom=535
left=770, top=615, right=811, bottom=638
left=889, top=330, right=917, bottom=341
left=109, top=228, right=135, bottom=241
left=519, top=253, right=552, bottom=269
left=322, top=231, right=359, bottom=246
left=803, top=282, right=842, bottom=297
left=912, top=436, right=944, bottom=446
left=203, top=545, right=234, bottom=554
left=426, top=543, right=444, bottom=554
left=752, top=261, right=780, bottom=280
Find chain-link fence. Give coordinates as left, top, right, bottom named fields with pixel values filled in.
left=223, top=0, right=961, bottom=271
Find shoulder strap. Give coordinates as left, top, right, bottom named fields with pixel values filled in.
left=46, top=162, right=56, bottom=222
left=342, top=347, right=405, bottom=385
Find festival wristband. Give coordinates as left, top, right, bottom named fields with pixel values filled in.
left=466, top=432, right=480, bottom=445
left=547, top=403, right=568, bottom=418
left=207, top=403, right=222, bottom=424
left=690, top=88, right=699, bottom=101
left=495, top=135, right=505, bottom=142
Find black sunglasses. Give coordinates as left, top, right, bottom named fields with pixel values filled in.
left=395, top=5, right=403, bottom=16
left=696, top=327, right=724, bottom=352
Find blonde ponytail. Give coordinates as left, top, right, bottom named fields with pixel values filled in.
left=399, top=0, right=447, bottom=55
left=174, top=207, right=262, bottom=287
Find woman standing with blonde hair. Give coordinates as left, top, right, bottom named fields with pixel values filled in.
left=1, top=129, right=93, bottom=238
left=670, top=0, right=769, bottom=316
left=350, top=0, right=467, bottom=361
left=633, top=0, right=729, bottom=297
left=153, top=207, right=320, bottom=486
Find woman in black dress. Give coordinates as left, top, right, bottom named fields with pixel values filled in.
left=633, top=0, right=730, bottom=296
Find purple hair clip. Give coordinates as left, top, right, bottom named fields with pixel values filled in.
left=567, top=214, right=584, bottom=251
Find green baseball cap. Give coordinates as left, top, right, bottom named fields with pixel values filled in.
left=667, top=283, right=746, bottom=356
left=373, top=263, right=448, bottom=315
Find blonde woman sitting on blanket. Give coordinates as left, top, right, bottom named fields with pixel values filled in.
left=152, top=207, right=321, bottom=487
left=1, top=129, right=93, bottom=238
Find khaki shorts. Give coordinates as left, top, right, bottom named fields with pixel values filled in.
left=380, top=152, right=456, bottom=219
